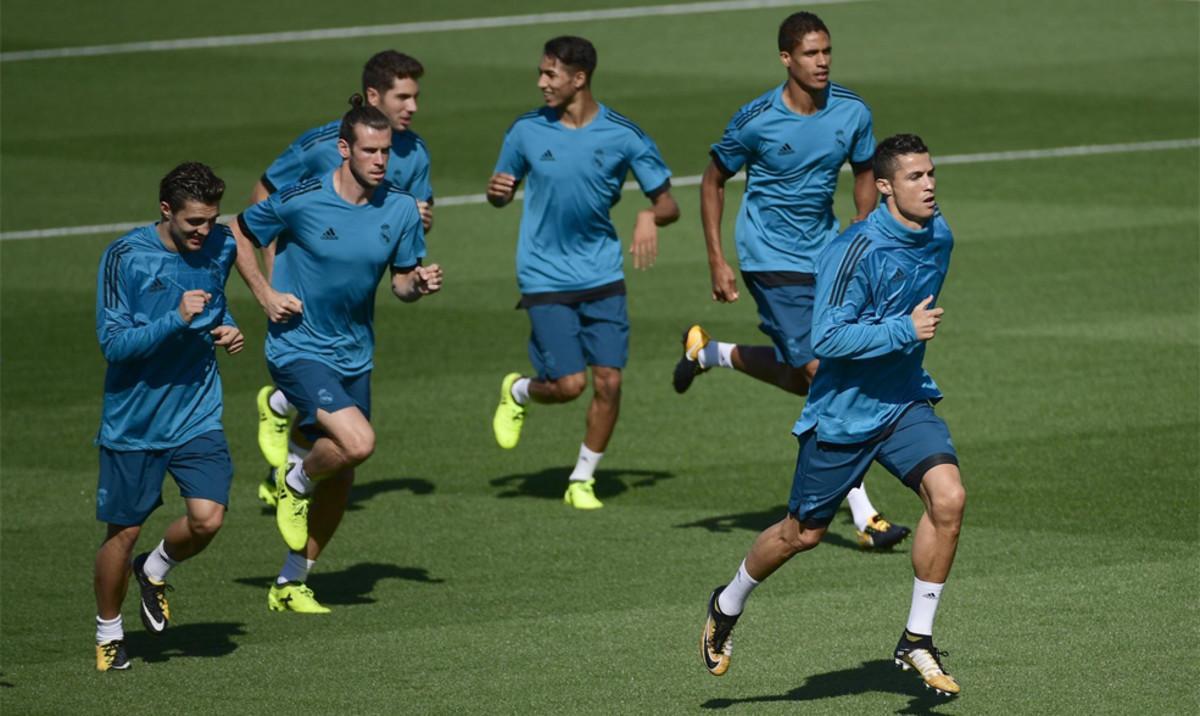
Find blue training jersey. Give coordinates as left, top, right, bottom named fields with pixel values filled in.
left=711, top=82, right=875, bottom=274
left=262, top=119, right=434, bottom=202
left=95, top=224, right=238, bottom=450
left=794, top=203, right=953, bottom=444
left=494, top=105, right=672, bottom=294
left=238, top=171, right=426, bottom=376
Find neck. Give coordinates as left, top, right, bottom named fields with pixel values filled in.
left=557, top=91, right=599, bottom=128
left=155, top=221, right=182, bottom=253
left=885, top=197, right=930, bottom=231
left=333, top=163, right=373, bottom=205
left=781, top=77, right=824, bottom=116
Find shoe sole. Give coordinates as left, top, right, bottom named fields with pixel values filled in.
left=894, top=657, right=959, bottom=697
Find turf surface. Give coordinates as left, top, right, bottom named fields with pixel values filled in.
left=2, top=0, right=1197, bottom=712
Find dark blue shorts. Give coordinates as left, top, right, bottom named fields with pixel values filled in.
left=527, top=295, right=629, bottom=380
left=788, top=402, right=958, bottom=525
left=269, top=359, right=371, bottom=441
left=97, top=430, right=233, bottom=526
left=744, top=273, right=816, bottom=368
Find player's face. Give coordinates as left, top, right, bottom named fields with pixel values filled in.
left=368, top=77, right=419, bottom=132
left=780, top=31, right=832, bottom=92
left=537, top=56, right=584, bottom=108
left=341, top=124, right=392, bottom=189
left=879, top=153, right=937, bottom=225
left=159, top=200, right=221, bottom=252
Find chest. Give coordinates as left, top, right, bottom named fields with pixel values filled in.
left=290, top=205, right=400, bottom=268
left=525, top=131, right=627, bottom=184
left=750, top=117, right=851, bottom=175
left=129, top=252, right=229, bottom=325
left=869, top=248, right=947, bottom=315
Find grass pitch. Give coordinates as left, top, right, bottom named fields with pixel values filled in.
left=2, top=0, right=1197, bottom=712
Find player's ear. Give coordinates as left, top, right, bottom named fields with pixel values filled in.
left=364, top=86, right=381, bottom=106
left=337, top=137, right=351, bottom=160
left=875, top=178, right=892, bottom=197
left=159, top=201, right=172, bottom=220
left=779, top=51, right=791, bottom=68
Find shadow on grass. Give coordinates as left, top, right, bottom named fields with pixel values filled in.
left=490, top=467, right=673, bottom=500
left=234, top=562, right=445, bottom=606
left=124, top=622, right=246, bottom=663
left=0, top=673, right=13, bottom=688
left=256, top=474, right=435, bottom=515
left=674, top=506, right=906, bottom=553
left=700, top=659, right=953, bottom=714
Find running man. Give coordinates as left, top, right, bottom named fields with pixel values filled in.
left=252, top=50, right=433, bottom=506
left=232, top=100, right=443, bottom=613
left=674, top=12, right=907, bottom=549
left=700, top=135, right=966, bottom=697
left=487, top=35, right=680, bottom=510
left=93, top=162, right=244, bottom=671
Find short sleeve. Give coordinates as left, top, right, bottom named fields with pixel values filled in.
left=849, top=107, right=876, bottom=166
left=391, top=199, right=427, bottom=270
left=238, top=194, right=287, bottom=248
left=495, top=125, right=529, bottom=181
left=709, top=111, right=754, bottom=176
left=628, top=133, right=672, bottom=198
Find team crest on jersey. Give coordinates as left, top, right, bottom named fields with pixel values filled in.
left=380, top=223, right=391, bottom=244
left=834, top=129, right=847, bottom=149
left=593, top=148, right=606, bottom=168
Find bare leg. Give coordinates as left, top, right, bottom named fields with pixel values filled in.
left=583, top=366, right=621, bottom=452
left=730, top=346, right=816, bottom=396
left=94, top=524, right=140, bottom=619
left=301, top=406, right=375, bottom=480
left=305, top=468, right=354, bottom=560
left=743, top=513, right=827, bottom=581
left=160, top=498, right=225, bottom=562
left=528, top=370, right=587, bottom=405
left=911, top=464, right=966, bottom=583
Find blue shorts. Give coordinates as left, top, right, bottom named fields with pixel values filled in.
left=97, top=430, right=233, bottom=526
left=269, top=359, right=371, bottom=441
left=527, top=295, right=629, bottom=380
left=787, top=402, right=958, bottom=525
left=743, top=272, right=816, bottom=368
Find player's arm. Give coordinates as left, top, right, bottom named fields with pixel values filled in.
left=701, top=159, right=739, bottom=302
left=229, top=210, right=303, bottom=323
left=811, top=248, right=934, bottom=360
left=391, top=264, right=443, bottom=303
left=850, top=161, right=876, bottom=223
left=210, top=304, right=244, bottom=355
left=630, top=187, right=679, bottom=270
left=96, top=250, right=203, bottom=362
left=486, top=173, right=518, bottom=208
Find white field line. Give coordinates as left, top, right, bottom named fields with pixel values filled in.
left=0, top=0, right=864, bottom=63
left=1, top=137, right=1196, bottom=241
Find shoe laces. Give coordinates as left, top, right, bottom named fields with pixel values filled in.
left=99, top=641, right=122, bottom=662
left=869, top=514, right=894, bottom=531
left=908, top=646, right=951, bottom=677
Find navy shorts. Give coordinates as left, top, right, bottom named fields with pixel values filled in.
left=527, top=295, right=629, bottom=380
left=788, top=402, right=958, bottom=525
left=269, top=359, right=371, bottom=441
left=744, top=273, right=816, bottom=368
left=97, top=430, right=233, bottom=526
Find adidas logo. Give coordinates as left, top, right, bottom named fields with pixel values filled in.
left=148, top=277, right=167, bottom=292
left=320, top=227, right=339, bottom=241
left=921, top=592, right=939, bottom=600
left=778, top=143, right=794, bottom=155
left=540, top=149, right=555, bottom=161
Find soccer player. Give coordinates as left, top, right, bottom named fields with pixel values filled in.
left=251, top=50, right=433, bottom=506
left=674, top=12, right=908, bottom=549
left=231, top=100, right=443, bottom=613
left=699, top=135, right=966, bottom=696
left=93, top=162, right=244, bottom=671
left=487, top=36, right=680, bottom=510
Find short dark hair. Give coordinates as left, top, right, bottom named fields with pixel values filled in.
left=543, top=36, right=597, bottom=83
left=873, top=134, right=931, bottom=181
left=340, top=94, right=392, bottom=147
left=159, top=162, right=224, bottom=210
left=778, top=12, right=830, bottom=52
left=362, top=50, right=424, bottom=94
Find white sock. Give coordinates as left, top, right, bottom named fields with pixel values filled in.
left=699, top=341, right=735, bottom=369
left=846, top=483, right=878, bottom=532
left=568, top=443, right=603, bottom=482
left=906, top=578, right=945, bottom=636
left=287, top=440, right=312, bottom=464
left=276, top=551, right=316, bottom=585
left=285, top=460, right=314, bottom=496
left=96, top=615, right=124, bottom=645
left=716, top=560, right=760, bottom=616
left=268, top=388, right=291, bottom=416
left=510, top=377, right=531, bottom=405
left=142, top=540, right=179, bottom=582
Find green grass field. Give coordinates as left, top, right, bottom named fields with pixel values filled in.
left=2, top=0, right=1197, bottom=712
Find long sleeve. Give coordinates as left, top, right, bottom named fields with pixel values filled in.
left=96, top=246, right=185, bottom=363
left=810, top=237, right=917, bottom=360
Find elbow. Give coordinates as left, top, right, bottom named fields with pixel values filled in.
left=660, top=198, right=681, bottom=226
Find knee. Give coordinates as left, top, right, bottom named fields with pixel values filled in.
left=188, top=510, right=224, bottom=540
left=553, top=372, right=588, bottom=401
left=781, top=526, right=824, bottom=556
left=341, top=427, right=376, bottom=464
left=592, top=370, right=622, bottom=400
left=931, top=483, right=966, bottom=531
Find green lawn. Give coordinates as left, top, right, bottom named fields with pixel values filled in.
left=2, top=0, right=1197, bottom=712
